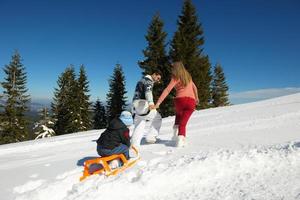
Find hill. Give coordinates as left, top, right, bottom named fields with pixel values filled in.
left=0, top=93, right=299, bottom=200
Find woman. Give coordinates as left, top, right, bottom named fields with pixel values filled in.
left=154, top=61, right=199, bottom=147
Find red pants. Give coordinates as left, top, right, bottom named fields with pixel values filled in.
left=174, top=97, right=196, bottom=137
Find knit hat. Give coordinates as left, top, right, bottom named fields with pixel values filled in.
left=119, top=111, right=133, bottom=126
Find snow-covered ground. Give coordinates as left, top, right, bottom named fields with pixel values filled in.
left=1, top=93, right=300, bottom=200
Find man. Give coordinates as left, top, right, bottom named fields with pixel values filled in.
left=131, top=71, right=162, bottom=148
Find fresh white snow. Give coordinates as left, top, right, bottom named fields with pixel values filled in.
left=0, top=93, right=300, bottom=200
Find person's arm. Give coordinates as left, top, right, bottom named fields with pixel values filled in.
left=192, top=81, right=199, bottom=104
left=155, top=78, right=177, bottom=108
left=120, top=129, right=130, bottom=147
left=144, top=80, right=154, bottom=106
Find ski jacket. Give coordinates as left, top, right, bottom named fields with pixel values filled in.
left=133, top=75, right=155, bottom=105
left=96, top=118, right=130, bottom=149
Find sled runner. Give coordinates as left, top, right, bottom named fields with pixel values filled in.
left=79, top=146, right=140, bottom=181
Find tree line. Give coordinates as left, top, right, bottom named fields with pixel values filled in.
left=0, top=0, right=229, bottom=145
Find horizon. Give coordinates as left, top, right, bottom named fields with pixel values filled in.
left=1, top=0, right=300, bottom=105
left=26, top=87, right=300, bottom=109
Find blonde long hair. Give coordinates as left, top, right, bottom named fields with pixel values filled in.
left=171, top=61, right=192, bottom=87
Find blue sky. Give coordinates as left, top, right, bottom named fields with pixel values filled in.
left=0, top=0, right=300, bottom=105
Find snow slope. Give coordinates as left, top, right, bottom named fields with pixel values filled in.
left=0, top=93, right=300, bottom=200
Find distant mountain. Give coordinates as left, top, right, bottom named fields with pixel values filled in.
left=0, top=98, right=51, bottom=112
left=29, top=101, right=51, bottom=112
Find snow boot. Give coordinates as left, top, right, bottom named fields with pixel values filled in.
left=176, top=135, right=186, bottom=147
left=145, top=136, right=157, bottom=144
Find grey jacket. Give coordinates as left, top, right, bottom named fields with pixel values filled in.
left=132, top=75, right=154, bottom=105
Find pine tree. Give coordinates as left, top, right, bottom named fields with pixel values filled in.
left=93, top=99, right=107, bottom=129
left=106, top=64, right=127, bottom=120
left=77, top=65, right=92, bottom=131
left=33, top=107, right=55, bottom=139
left=0, top=94, right=4, bottom=141
left=0, top=51, right=30, bottom=144
left=139, top=13, right=174, bottom=117
left=212, top=63, right=230, bottom=107
left=52, top=66, right=79, bottom=135
left=197, top=55, right=213, bottom=109
left=170, top=0, right=212, bottom=109
left=0, top=93, right=5, bottom=140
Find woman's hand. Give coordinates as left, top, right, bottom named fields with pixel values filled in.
left=149, top=104, right=156, bottom=110
left=150, top=104, right=159, bottom=110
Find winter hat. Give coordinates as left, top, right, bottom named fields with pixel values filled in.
left=119, top=111, right=133, bottom=126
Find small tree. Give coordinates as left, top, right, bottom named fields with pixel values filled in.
left=33, top=107, right=55, bottom=139
left=106, top=64, right=127, bottom=120
left=212, top=63, right=230, bottom=107
left=93, top=99, right=107, bottom=129
left=0, top=51, right=30, bottom=144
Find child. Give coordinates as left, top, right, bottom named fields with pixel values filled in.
left=96, top=111, right=133, bottom=162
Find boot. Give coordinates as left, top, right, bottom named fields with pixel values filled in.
left=176, top=135, right=186, bottom=147
left=172, top=125, right=179, bottom=141
left=145, top=136, right=157, bottom=144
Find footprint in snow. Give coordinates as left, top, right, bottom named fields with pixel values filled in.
left=152, top=149, right=173, bottom=156
left=137, top=160, right=147, bottom=167
left=13, top=180, right=45, bottom=194
left=148, top=157, right=164, bottom=166
left=126, top=169, right=143, bottom=183
left=29, top=174, right=39, bottom=178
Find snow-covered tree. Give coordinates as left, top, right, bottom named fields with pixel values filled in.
left=34, top=125, right=55, bottom=139
left=33, top=107, right=55, bottom=139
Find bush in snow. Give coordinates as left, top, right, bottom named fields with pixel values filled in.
left=34, top=107, right=55, bottom=139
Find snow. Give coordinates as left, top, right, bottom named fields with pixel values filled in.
left=1, top=93, right=300, bottom=200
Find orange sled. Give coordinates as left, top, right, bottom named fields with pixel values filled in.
left=79, top=146, right=140, bottom=181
